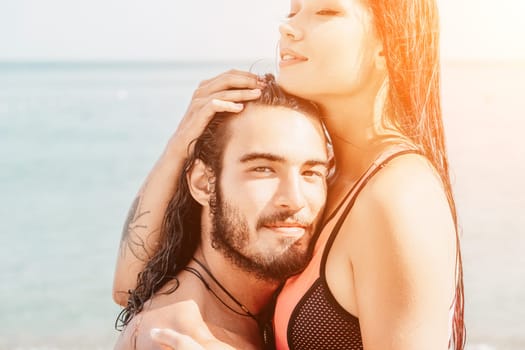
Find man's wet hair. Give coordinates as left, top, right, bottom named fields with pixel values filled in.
left=116, top=74, right=322, bottom=329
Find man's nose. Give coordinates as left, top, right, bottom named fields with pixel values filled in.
left=275, top=174, right=307, bottom=212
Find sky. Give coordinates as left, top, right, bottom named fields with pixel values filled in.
left=0, top=0, right=524, bottom=62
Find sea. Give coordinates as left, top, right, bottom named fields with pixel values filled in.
left=0, top=60, right=524, bottom=350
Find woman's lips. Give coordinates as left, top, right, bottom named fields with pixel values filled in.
left=279, top=48, right=308, bottom=67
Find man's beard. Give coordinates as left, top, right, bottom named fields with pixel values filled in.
left=210, top=190, right=319, bottom=282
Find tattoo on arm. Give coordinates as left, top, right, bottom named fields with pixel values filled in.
left=120, top=194, right=151, bottom=257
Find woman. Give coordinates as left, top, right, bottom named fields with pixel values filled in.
left=114, top=0, right=465, bottom=348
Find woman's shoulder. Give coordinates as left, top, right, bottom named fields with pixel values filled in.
left=366, top=152, right=448, bottom=211
left=345, top=152, right=456, bottom=255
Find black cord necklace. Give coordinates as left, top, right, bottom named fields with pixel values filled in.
left=183, top=257, right=258, bottom=322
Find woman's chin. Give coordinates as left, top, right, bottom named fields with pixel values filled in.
left=276, top=74, right=316, bottom=98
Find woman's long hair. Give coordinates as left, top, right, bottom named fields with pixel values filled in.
left=115, top=75, right=320, bottom=329
left=369, top=0, right=465, bottom=348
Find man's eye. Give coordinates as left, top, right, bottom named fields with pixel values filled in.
left=316, top=9, right=339, bottom=16
left=252, top=167, right=274, bottom=173
left=303, top=170, right=326, bottom=178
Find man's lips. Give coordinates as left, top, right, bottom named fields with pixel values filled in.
left=263, top=222, right=308, bottom=235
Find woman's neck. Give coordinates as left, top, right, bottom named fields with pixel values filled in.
left=319, top=80, right=408, bottom=184
left=320, top=96, right=409, bottom=220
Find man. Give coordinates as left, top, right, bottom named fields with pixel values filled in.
left=115, top=77, right=329, bottom=349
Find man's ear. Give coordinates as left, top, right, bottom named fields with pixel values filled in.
left=187, top=159, right=213, bottom=207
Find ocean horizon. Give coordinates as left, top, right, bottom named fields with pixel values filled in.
left=1, top=60, right=524, bottom=350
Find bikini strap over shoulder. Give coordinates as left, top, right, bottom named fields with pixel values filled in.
left=321, top=147, right=423, bottom=265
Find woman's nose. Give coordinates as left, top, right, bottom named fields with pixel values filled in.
left=279, top=20, right=303, bottom=41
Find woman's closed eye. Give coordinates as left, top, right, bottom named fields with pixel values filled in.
left=316, top=9, right=340, bottom=16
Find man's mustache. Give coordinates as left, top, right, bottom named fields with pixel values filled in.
left=256, top=211, right=313, bottom=230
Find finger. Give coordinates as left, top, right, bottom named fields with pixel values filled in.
left=195, top=71, right=263, bottom=97
left=211, top=88, right=262, bottom=103
left=150, top=328, right=205, bottom=350
left=200, top=99, right=245, bottom=117
left=190, top=89, right=260, bottom=116
left=172, top=99, right=243, bottom=152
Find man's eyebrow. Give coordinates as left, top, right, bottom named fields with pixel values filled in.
left=239, top=153, right=285, bottom=163
left=304, top=160, right=330, bottom=168
left=239, top=153, right=329, bottom=167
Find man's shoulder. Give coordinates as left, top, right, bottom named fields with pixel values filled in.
left=116, top=300, right=201, bottom=350
left=115, top=278, right=207, bottom=349
left=114, top=312, right=161, bottom=350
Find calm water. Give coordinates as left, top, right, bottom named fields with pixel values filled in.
left=0, top=61, right=523, bottom=349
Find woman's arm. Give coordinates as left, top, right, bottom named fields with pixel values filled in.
left=351, top=154, right=457, bottom=349
left=112, top=70, right=265, bottom=306
left=112, top=139, right=185, bottom=306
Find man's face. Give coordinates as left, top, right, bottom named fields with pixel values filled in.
left=210, top=104, right=328, bottom=281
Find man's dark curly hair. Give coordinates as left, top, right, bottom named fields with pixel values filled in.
left=115, top=74, right=320, bottom=329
